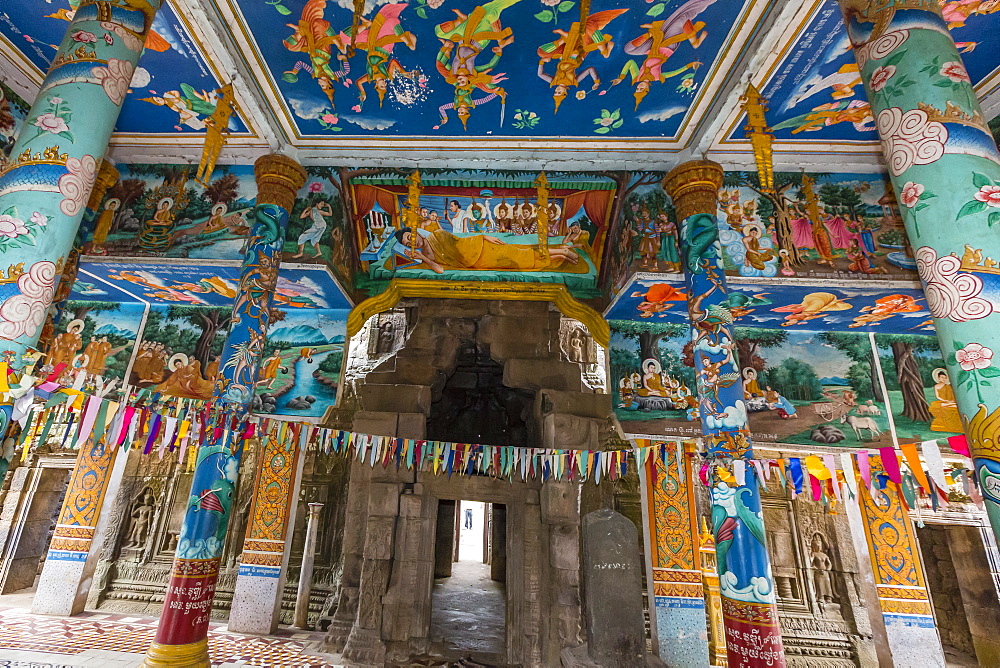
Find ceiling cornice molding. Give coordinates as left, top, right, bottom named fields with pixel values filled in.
left=689, top=0, right=810, bottom=160
left=0, top=35, right=42, bottom=103
left=172, top=0, right=287, bottom=153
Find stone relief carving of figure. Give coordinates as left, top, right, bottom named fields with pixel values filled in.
left=376, top=320, right=395, bottom=354
left=810, top=532, right=835, bottom=604
left=127, top=491, right=156, bottom=548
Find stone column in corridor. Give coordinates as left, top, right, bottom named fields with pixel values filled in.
left=228, top=421, right=306, bottom=634
left=663, top=160, right=785, bottom=668
left=855, top=455, right=944, bottom=666
left=638, top=439, right=709, bottom=667
left=294, top=502, right=324, bottom=629
left=838, top=1, right=1000, bottom=541
left=142, top=154, right=306, bottom=667
left=0, top=0, right=161, bottom=362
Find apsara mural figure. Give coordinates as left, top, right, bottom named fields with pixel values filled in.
left=611, top=0, right=717, bottom=108
left=338, top=3, right=418, bottom=108
left=434, top=0, right=520, bottom=129
left=283, top=0, right=351, bottom=110
left=536, top=2, right=628, bottom=112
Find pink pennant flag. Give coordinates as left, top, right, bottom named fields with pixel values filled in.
left=948, top=434, right=970, bottom=457
left=840, top=452, right=858, bottom=499
left=879, top=446, right=902, bottom=484
left=822, top=455, right=839, bottom=487
left=74, top=396, right=101, bottom=447
left=856, top=450, right=871, bottom=491
left=751, top=460, right=767, bottom=488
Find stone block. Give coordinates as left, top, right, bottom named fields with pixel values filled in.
left=367, top=483, right=401, bottom=517
left=541, top=482, right=579, bottom=525
left=396, top=413, right=426, bottom=439
left=550, top=524, right=579, bottom=571
left=353, top=411, right=398, bottom=437
left=479, top=316, right=554, bottom=359
left=542, top=413, right=599, bottom=449
left=539, top=390, right=611, bottom=419
left=399, top=494, right=424, bottom=518
left=504, top=359, right=582, bottom=391
left=364, top=518, right=397, bottom=561
left=487, top=300, right=552, bottom=317
left=419, top=299, right=488, bottom=319
left=358, top=384, right=431, bottom=415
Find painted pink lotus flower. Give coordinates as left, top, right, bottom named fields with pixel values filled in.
left=320, top=113, right=338, bottom=124
left=869, top=65, right=896, bottom=92
left=974, top=184, right=1000, bottom=207
left=900, top=181, right=924, bottom=207
left=940, top=61, right=971, bottom=83
left=29, top=212, right=47, bottom=226
left=32, top=113, right=69, bottom=134
left=541, top=0, right=560, bottom=5
left=103, top=33, right=114, bottom=46
left=352, top=104, right=362, bottom=112
left=956, top=342, right=994, bottom=370
left=308, top=182, right=323, bottom=193
left=71, top=30, right=97, bottom=43
left=49, top=97, right=62, bottom=105
left=427, top=0, right=444, bottom=7
left=0, top=215, right=28, bottom=238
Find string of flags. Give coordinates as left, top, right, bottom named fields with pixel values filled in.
left=1, top=366, right=981, bottom=512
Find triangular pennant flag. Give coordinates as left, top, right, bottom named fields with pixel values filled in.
left=899, top=441, right=931, bottom=493
left=878, top=446, right=902, bottom=484
left=840, top=452, right=858, bottom=499
left=921, top=439, right=948, bottom=493
left=948, top=434, right=970, bottom=457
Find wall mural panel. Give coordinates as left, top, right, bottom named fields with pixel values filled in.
left=86, top=164, right=359, bottom=294
left=615, top=319, right=953, bottom=447
left=0, top=1, right=249, bottom=135
left=350, top=169, right=615, bottom=297
left=0, top=82, right=28, bottom=155
left=255, top=308, right=348, bottom=417
left=43, top=261, right=350, bottom=414
left=232, top=0, right=753, bottom=139
left=726, top=0, right=1000, bottom=146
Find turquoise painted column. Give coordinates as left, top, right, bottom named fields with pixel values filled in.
left=838, top=1, right=1000, bottom=541
left=664, top=161, right=785, bottom=668
left=142, top=154, right=306, bottom=667
left=0, top=0, right=161, bottom=361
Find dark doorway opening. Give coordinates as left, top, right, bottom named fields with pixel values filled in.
left=430, top=499, right=506, bottom=662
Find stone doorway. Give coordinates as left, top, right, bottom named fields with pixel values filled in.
left=327, top=298, right=612, bottom=666
left=918, top=522, right=1000, bottom=667
left=430, top=499, right=506, bottom=663
left=0, top=459, right=73, bottom=595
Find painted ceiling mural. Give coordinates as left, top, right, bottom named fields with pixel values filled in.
left=0, top=0, right=249, bottom=134
left=606, top=275, right=934, bottom=335
left=230, top=0, right=751, bottom=138
left=725, top=0, right=1000, bottom=147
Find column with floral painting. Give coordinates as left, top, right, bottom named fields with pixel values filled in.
left=0, top=2, right=161, bottom=364
left=663, top=160, right=785, bottom=668
left=838, top=0, right=1000, bottom=541
left=142, top=154, right=306, bottom=668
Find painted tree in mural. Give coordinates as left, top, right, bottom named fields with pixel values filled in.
left=878, top=334, right=938, bottom=423
left=203, top=172, right=240, bottom=205
left=817, top=332, right=882, bottom=402
left=166, top=306, right=231, bottom=367
left=723, top=171, right=812, bottom=266
left=613, top=321, right=686, bottom=364
left=734, top=327, right=787, bottom=373
left=63, top=301, right=120, bottom=323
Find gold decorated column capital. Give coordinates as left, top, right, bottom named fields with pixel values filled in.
left=87, top=159, right=120, bottom=211
left=662, top=160, right=723, bottom=221
left=254, top=154, right=307, bottom=211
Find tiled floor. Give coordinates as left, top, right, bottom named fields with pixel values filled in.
left=0, top=606, right=344, bottom=667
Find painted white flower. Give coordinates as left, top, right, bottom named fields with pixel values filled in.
left=32, top=113, right=69, bottom=134
left=0, top=215, right=27, bottom=238
left=900, top=182, right=924, bottom=207
left=956, top=342, right=994, bottom=370
left=940, top=61, right=971, bottom=83
left=974, top=185, right=1000, bottom=207
left=869, top=65, right=896, bottom=92
left=29, top=211, right=47, bottom=226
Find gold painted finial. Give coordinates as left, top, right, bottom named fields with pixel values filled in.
left=740, top=82, right=774, bottom=194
